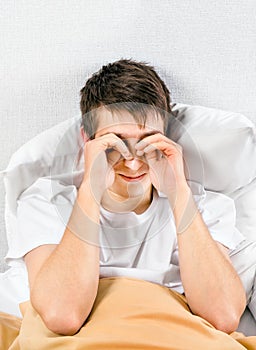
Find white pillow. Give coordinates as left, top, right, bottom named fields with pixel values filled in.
left=229, top=177, right=256, bottom=242
left=2, top=115, right=83, bottom=216
left=2, top=103, right=256, bottom=243
left=169, top=103, right=256, bottom=194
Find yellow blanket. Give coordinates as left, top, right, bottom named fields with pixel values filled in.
left=1, top=277, right=256, bottom=350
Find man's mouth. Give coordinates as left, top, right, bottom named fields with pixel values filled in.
left=119, top=173, right=147, bottom=182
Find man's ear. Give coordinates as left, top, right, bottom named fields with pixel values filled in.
left=80, top=126, right=89, bottom=142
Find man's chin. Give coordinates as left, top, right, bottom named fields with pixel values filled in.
left=101, top=183, right=152, bottom=213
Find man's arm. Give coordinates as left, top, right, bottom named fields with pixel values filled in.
left=25, top=185, right=100, bottom=336
left=173, top=184, right=246, bottom=334
left=24, top=133, right=132, bottom=336
left=135, top=133, right=246, bottom=334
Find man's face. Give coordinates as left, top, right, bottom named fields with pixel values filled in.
left=94, top=107, right=164, bottom=200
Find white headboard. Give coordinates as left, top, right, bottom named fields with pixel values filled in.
left=1, top=0, right=256, bottom=270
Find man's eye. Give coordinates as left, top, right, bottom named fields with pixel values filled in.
left=122, top=139, right=129, bottom=147
left=105, top=147, right=115, bottom=155
left=106, top=147, right=124, bottom=159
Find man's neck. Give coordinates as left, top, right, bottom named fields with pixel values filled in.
left=101, top=186, right=153, bottom=214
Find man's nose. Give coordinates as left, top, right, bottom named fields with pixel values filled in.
left=123, top=138, right=145, bottom=170
left=123, top=157, right=144, bottom=170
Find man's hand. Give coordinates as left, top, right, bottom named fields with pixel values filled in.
left=82, top=133, right=132, bottom=202
left=135, top=133, right=188, bottom=197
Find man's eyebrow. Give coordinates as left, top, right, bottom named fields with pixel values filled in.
left=102, top=131, right=161, bottom=140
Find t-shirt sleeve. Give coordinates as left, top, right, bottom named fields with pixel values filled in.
left=196, top=189, right=245, bottom=250
left=5, top=177, right=77, bottom=267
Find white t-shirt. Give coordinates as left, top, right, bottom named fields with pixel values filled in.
left=5, top=179, right=245, bottom=295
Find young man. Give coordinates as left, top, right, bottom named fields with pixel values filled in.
left=7, top=59, right=255, bottom=349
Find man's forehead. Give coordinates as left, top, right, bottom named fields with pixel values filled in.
left=95, top=107, right=164, bottom=136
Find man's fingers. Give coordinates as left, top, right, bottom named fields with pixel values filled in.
left=113, top=140, right=132, bottom=160
left=136, top=140, right=182, bottom=160
left=137, top=142, right=167, bottom=158
left=135, top=133, right=182, bottom=154
left=90, top=133, right=132, bottom=163
left=105, top=149, right=120, bottom=165
left=103, top=134, right=132, bottom=160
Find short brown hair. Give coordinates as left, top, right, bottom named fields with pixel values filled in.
left=80, top=59, right=172, bottom=138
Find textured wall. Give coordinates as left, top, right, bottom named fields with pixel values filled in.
left=1, top=0, right=256, bottom=270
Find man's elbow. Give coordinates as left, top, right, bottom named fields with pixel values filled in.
left=31, top=297, right=91, bottom=335
left=30, top=288, right=97, bottom=335
left=213, top=316, right=239, bottom=334
left=41, top=309, right=86, bottom=335
left=213, top=306, right=245, bottom=334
